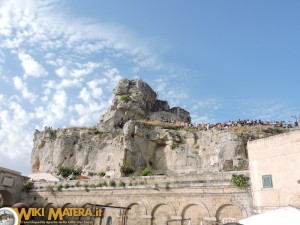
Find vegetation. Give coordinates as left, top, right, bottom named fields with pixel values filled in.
left=231, top=174, right=249, bottom=188
left=120, top=94, right=130, bottom=102
left=88, top=172, right=97, bottom=176
left=135, top=167, right=153, bottom=176
left=98, top=171, right=106, bottom=177
left=23, top=180, right=34, bottom=192
left=56, top=184, right=63, bottom=191
left=56, top=166, right=82, bottom=179
left=118, top=181, right=126, bottom=187
left=83, top=183, right=90, bottom=192
left=120, top=164, right=135, bottom=177
left=171, top=142, right=179, bottom=150
left=165, top=182, right=170, bottom=190
left=230, top=125, right=286, bottom=139
left=109, top=180, right=116, bottom=187
left=90, top=183, right=96, bottom=189
left=64, top=183, right=70, bottom=189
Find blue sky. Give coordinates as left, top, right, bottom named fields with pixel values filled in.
left=0, top=0, right=299, bottom=174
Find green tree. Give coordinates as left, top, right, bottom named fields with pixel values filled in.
left=120, top=164, right=135, bottom=176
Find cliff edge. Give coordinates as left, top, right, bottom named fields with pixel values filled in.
left=31, top=78, right=285, bottom=177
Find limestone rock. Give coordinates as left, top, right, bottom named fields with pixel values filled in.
left=31, top=77, right=283, bottom=177
left=98, top=78, right=191, bottom=132
left=31, top=127, right=124, bottom=178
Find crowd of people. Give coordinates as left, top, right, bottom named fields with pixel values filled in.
left=160, top=118, right=299, bottom=130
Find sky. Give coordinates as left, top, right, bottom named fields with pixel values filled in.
left=0, top=0, right=299, bottom=175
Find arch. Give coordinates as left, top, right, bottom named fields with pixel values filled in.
left=127, top=202, right=147, bottom=215
left=62, top=203, right=76, bottom=223
left=126, top=203, right=145, bottom=225
left=28, top=203, right=39, bottom=207
left=62, top=203, right=73, bottom=209
left=181, top=203, right=210, bottom=225
left=44, top=203, right=55, bottom=221
left=101, top=202, right=121, bottom=225
left=44, top=203, right=55, bottom=210
left=81, top=203, right=94, bottom=208
left=215, top=203, right=244, bottom=224
left=0, top=190, right=14, bottom=206
left=106, top=216, right=112, bottom=225
left=151, top=203, right=176, bottom=225
left=79, top=203, right=94, bottom=223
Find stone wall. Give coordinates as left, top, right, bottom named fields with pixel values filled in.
left=22, top=172, right=251, bottom=225
left=248, top=129, right=300, bottom=213
left=0, top=167, right=26, bottom=206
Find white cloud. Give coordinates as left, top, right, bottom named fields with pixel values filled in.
left=34, top=90, right=67, bottom=127
left=58, top=79, right=82, bottom=89
left=70, top=62, right=100, bottom=78
left=191, top=99, right=220, bottom=111
left=190, top=115, right=216, bottom=124
left=87, top=79, right=107, bottom=99
left=103, top=68, right=122, bottom=88
left=13, top=76, right=37, bottom=102
left=55, top=66, right=68, bottom=77
left=69, top=101, right=109, bottom=126
left=50, top=90, right=67, bottom=121
left=79, top=87, right=91, bottom=103
left=0, top=99, right=33, bottom=174
left=18, top=52, right=48, bottom=77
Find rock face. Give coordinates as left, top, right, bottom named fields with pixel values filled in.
left=98, top=78, right=190, bottom=132
left=31, top=78, right=284, bottom=177
left=31, top=127, right=124, bottom=177
left=122, top=121, right=248, bottom=175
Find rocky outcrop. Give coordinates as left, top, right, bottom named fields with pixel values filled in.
left=122, top=121, right=249, bottom=175
left=31, top=78, right=286, bottom=177
left=98, top=78, right=190, bottom=132
left=31, top=127, right=124, bottom=177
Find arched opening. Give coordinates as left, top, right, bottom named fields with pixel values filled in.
left=44, top=203, right=55, bottom=221
left=126, top=203, right=144, bottom=225
left=151, top=204, right=174, bottom=225
left=80, top=203, right=94, bottom=224
left=181, top=203, right=209, bottom=225
left=106, top=216, right=112, bottom=225
left=62, top=203, right=77, bottom=223
left=0, top=190, right=14, bottom=207
left=102, top=203, right=119, bottom=225
left=215, top=204, right=243, bottom=224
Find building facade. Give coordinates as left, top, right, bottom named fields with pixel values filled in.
left=248, top=129, right=300, bottom=213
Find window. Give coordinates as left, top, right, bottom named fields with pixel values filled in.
left=262, top=175, right=273, bottom=188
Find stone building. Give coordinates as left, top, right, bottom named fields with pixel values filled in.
left=248, top=129, right=300, bottom=213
